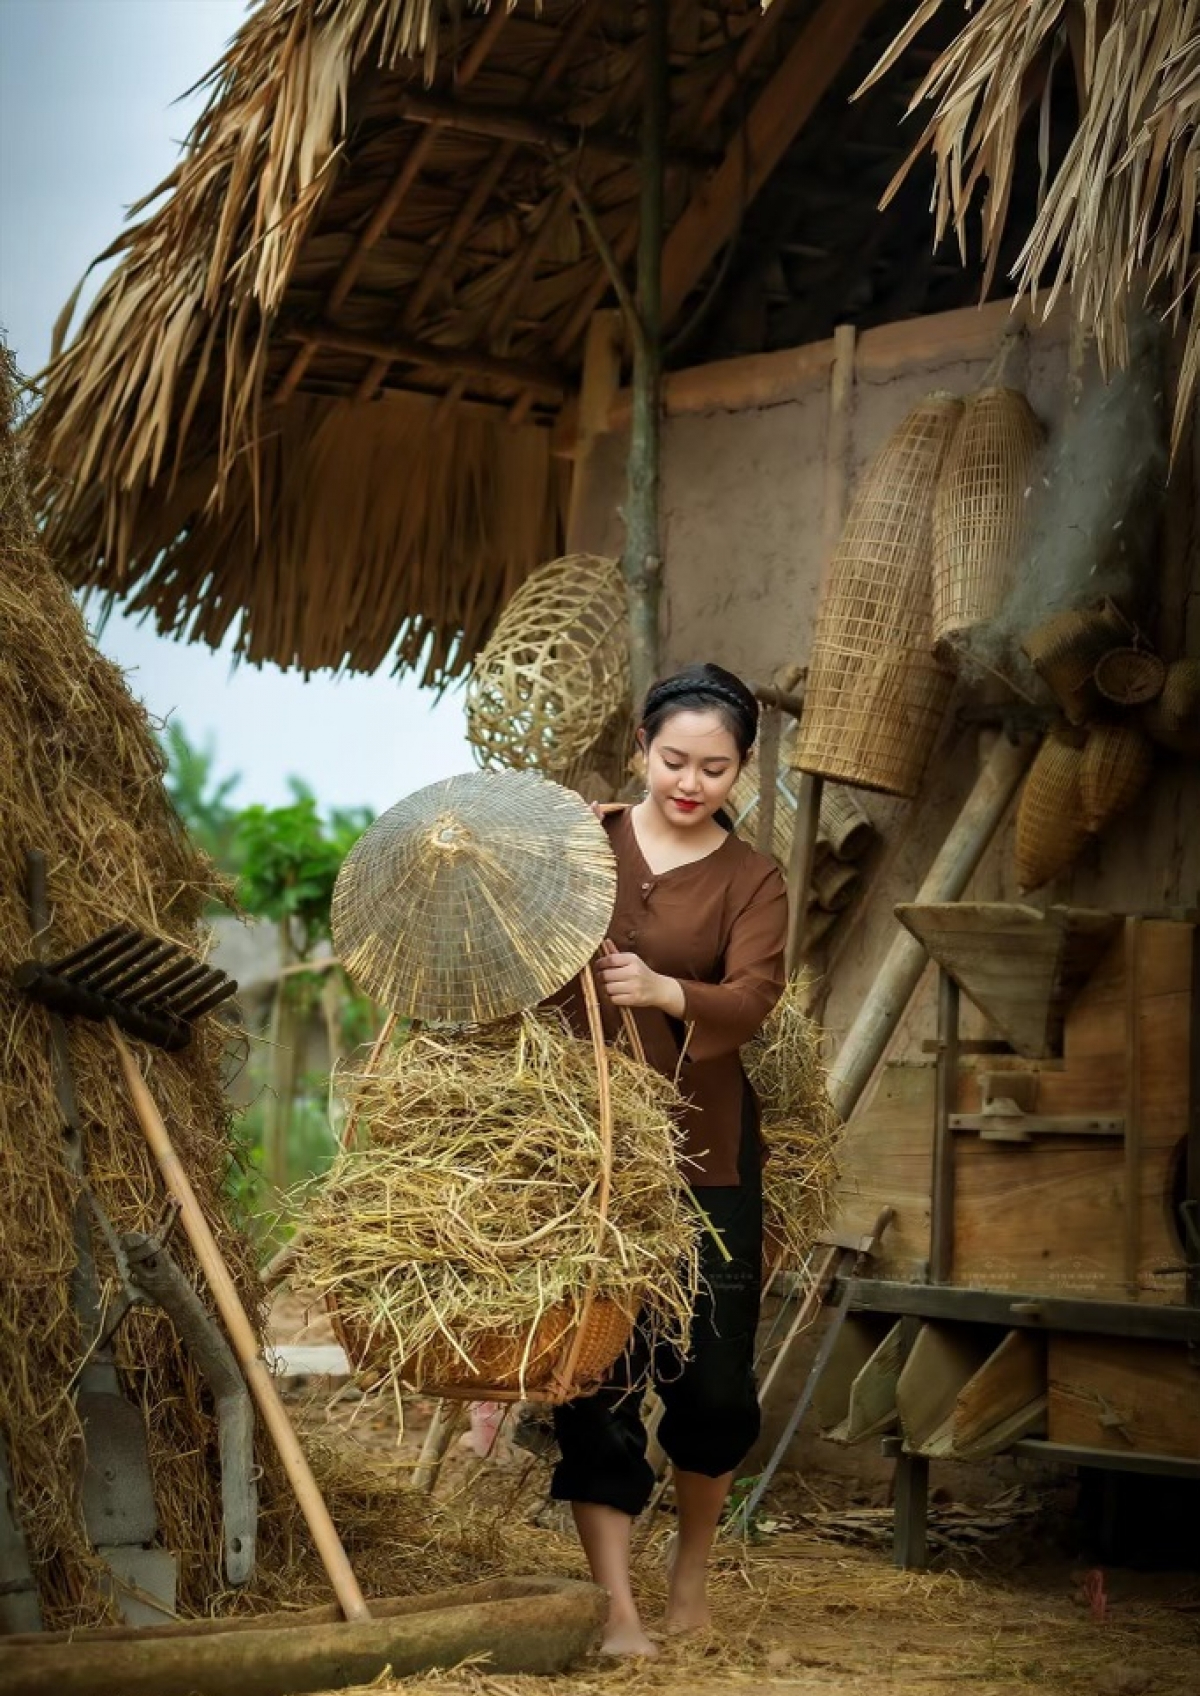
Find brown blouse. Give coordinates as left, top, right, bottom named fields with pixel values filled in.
left=555, top=807, right=788, bottom=1186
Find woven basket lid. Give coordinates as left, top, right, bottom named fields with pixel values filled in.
left=332, top=770, right=617, bottom=1022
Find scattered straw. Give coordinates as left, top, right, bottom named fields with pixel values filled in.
left=293, top=1013, right=701, bottom=1398
left=744, top=977, right=842, bottom=1272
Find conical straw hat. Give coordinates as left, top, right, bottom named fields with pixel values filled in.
left=332, top=770, right=617, bottom=1023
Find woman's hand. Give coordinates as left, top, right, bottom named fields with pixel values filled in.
left=596, top=950, right=686, bottom=1017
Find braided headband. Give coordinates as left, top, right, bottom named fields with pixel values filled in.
left=643, top=676, right=758, bottom=725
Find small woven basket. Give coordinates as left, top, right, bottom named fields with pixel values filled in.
left=1093, top=646, right=1166, bottom=707
left=795, top=393, right=961, bottom=796
left=466, top=554, right=630, bottom=779
left=1014, top=731, right=1092, bottom=892
left=1021, top=600, right=1128, bottom=724
left=330, top=967, right=635, bottom=1405
left=932, top=386, right=1043, bottom=650
left=1079, top=724, right=1154, bottom=834
left=819, top=783, right=874, bottom=862
left=1141, top=659, right=1200, bottom=756
left=810, top=858, right=859, bottom=913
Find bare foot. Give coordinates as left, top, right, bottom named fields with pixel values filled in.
left=664, top=1533, right=712, bottom=1636
left=600, top=1614, right=659, bottom=1658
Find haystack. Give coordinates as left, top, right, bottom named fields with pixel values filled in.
left=745, top=978, right=842, bottom=1273
left=294, top=1011, right=701, bottom=1400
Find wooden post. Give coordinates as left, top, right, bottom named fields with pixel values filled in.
left=565, top=311, right=623, bottom=553
left=621, top=0, right=668, bottom=708
left=930, top=968, right=960, bottom=1285
left=1124, top=917, right=1143, bottom=1296
left=756, top=705, right=782, bottom=858
left=785, top=775, right=822, bottom=976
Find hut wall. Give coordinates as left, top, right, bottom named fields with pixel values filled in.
left=571, top=302, right=1200, bottom=1063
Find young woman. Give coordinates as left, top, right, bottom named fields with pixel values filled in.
left=552, top=661, right=788, bottom=1657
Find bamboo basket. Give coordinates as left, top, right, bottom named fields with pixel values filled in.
left=1014, top=732, right=1092, bottom=893
left=796, top=394, right=961, bottom=796
left=1021, top=600, right=1128, bottom=724
left=331, top=968, right=634, bottom=1405
left=466, top=554, right=630, bottom=779
left=1094, top=646, right=1165, bottom=707
left=932, top=386, right=1043, bottom=650
left=1141, top=659, right=1200, bottom=756
left=820, top=783, right=874, bottom=861
left=1079, top=724, right=1154, bottom=834
left=810, top=858, right=859, bottom=913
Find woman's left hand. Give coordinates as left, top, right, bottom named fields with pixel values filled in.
left=596, top=950, right=686, bottom=1016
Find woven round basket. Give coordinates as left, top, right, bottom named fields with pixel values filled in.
left=795, top=393, right=961, bottom=796
left=932, top=386, right=1043, bottom=650
left=1141, top=659, right=1200, bottom=756
left=1094, top=646, right=1166, bottom=707
left=1021, top=600, right=1128, bottom=724
left=330, top=966, right=636, bottom=1405
left=1079, top=724, right=1154, bottom=834
left=1014, top=731, right=1092, bottom=893
left=466, top=554, right=631, bottom=778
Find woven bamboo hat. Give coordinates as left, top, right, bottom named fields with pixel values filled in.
left=332, top=770, right=617, bottom=1023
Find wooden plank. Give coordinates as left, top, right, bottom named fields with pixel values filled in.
left=564, top=311, right=623, bottom=551
left=954, top=1395, right=1047, bottom=1461
left=1124, top=917, right=1143, bottom=1292
left=1048, top=1335, right=1200, bottom=1459
left=828, top=1063, right=935, bottom=1281
left=1014, top=1438, right=1200, bottom=1477
left=952, top=1329, right=1046, bottom=1453
left=659, top=0, right=882, bottom=328
left=844, top=1321, right=903, bottom=1443
left=896, top=1322, right=999, bottom=1451
left=812, top=1312, right=889, bottom=1434
left=847, top=1279, right=1200, bottom=1342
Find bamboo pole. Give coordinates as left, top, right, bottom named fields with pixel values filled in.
left=621, top=0, right=668, bottom=709
left=825, top=734, right=1036, bottom=1122
left=110, top=1027, right=371, bottom=1623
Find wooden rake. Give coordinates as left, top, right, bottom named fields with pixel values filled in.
left=17, top=921, right=372, bottom=1623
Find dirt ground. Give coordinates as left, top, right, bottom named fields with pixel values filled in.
left=271, top=1338, right=1198, bottom=1696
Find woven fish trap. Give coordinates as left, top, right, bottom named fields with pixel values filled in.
left=810, top=858, right=859, bottom=913
left=1014, top=732, right=1091, bottom=893
left=1079, top=724, right=1154, bottom=834
left=932, top=386, right=1044, bottom=650
left=1021, top=600, right=1128, bottom=724
left=466, top=554, right=631, bottom=778
left=1141, top=659, right=1200, bottom=756
left=309, top=982, right=697, bottom=1407
left=796, top=394, right=961, bottom=796
left=1093, top=646, right=1166, bottom=707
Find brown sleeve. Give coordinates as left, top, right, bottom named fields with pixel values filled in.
left=677, top=865, right=788, bottom=1062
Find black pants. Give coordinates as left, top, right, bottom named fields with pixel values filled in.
left=550, top=1108, right=762, bottom=1518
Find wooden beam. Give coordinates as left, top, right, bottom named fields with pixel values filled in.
left=659, top=0, right=882, bottom=329
left=273, top=5, right=509, bottom=405
left=565, top=310, right=623, bottom=551
left=396, top=91, right=716, bottom=171
left=284, top=326, right=565, bottom=397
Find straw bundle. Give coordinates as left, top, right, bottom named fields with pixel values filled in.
left=932, top=387, right=1043, bottom=651
left=1021, top=601, right=1127, bottom=724
left=294, top=1011, right=700, bottom=1401
left=1014, top=732, right=1091, bottom=893
left=744, top=978, right=842, bottom=1273
left=1142, top=660, right=1200, bottom=757
left=0, top=350, right=283, bottom=1627
left=860, top=1, right=1200, bottom=458
left=795, top=394, right=960, bottom=797
left=1079, top=725, right=1155, bottom=834
left=466, top=555, right=631, bottom=779
left=1094, top=646, right=1166, bottom=707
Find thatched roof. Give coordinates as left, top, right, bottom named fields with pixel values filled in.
left=862, top=0, right=1200, bottom=456
left=33, top=0, right=902, bottom=684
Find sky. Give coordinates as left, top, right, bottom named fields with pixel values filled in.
left=0, top=0, right=475, bottom=815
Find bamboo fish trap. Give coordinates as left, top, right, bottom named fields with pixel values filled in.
left=1014, top=731, right=1092, bottom=893
left=932, top=386, right=1043, bottom=651
left=466, top=554, right=630, bottom=780
left=1079, top=724, right=1154, bottom=834
left=1142, top=659, right=1200, bottom=757
left=796, top=394, right=961, bottom=797
left=1022, top=600, right=1128, bottom=724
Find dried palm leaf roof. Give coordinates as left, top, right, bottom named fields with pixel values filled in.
left=29, top=0, right=886, bottom=685
left=860, top=0, right=1200, bottom=456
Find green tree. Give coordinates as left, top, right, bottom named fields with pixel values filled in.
left=160, top=722, right=242, bottom=865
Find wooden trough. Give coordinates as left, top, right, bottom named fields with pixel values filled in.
left=0, top=1576, right=606, bottom=1696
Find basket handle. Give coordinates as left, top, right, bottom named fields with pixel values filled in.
left=598, top=937, right=648, bottom=1067
left=550, top=960, right=615, bottom=1398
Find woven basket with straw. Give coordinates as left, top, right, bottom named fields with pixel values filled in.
left=1021, top=600, right=1128, bottom=724
left=1014, top=731, right=1092, bottom=892
left=932, top=386, right=1043, bottom=650
left=1079, top=724, right=1154, bottom=834
left=1094, top=646, right=1166, bottom=707
left=796, top=394, right=961, bottom=796
left=466, top=554, right=630, bottom=779
left=1141, top=659, right=1200, bottom=756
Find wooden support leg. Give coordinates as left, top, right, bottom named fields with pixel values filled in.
left=892, top=1449, right=930, bottom=1571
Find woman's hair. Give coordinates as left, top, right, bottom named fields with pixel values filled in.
left=639, top=662, right=759, bottom=762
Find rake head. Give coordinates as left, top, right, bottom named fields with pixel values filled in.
left=15, top=925, right=238, bottom=1051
